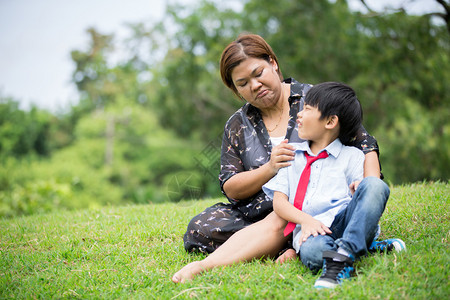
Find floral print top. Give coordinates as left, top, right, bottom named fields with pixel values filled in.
left=218, top=78, right=379, bottom=221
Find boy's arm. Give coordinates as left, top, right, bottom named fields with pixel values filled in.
left=273, top=191, right=332, bottom=246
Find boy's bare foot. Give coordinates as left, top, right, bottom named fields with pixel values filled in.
left=172, top=261, right=207, bottom=283
left=275, top=248, right=297, bottom=264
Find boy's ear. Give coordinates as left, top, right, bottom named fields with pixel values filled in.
left=325, top=115, right=339, bottom=129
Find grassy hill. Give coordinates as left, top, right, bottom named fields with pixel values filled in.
left=1, top=181, right=448, bottom=299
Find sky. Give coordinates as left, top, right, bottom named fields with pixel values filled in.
left=0, top=0, right=168, bottom=112
left=0, top=0, right=445, bottom=112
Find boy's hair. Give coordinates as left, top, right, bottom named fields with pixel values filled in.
left=304, top=82, right=363, bottom=145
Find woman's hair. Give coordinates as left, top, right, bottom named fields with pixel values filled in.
left=304, top=82, right=363, bottom=145
left=219, top=33, right=283, bottom=96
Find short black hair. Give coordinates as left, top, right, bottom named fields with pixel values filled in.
left=304, top=82, right=363, bottom=144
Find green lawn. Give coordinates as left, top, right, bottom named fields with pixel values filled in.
left=1, top=182, right=449, bottom=299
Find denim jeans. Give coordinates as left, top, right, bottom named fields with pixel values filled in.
left=297, top=177, right=390, bottom=272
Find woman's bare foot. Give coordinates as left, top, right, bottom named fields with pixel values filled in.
left=172, top=261, right=207, bottom=283
left=275, top=248, right=297, bottom=264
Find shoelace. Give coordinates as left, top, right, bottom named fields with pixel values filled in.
left=321, top=259, right=347, bottom=279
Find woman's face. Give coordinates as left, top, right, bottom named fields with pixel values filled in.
left=231, top=57, right=283, bottom=110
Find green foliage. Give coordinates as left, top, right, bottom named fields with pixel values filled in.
left=0, top=179, right=72, bottom=218
left=0, top=99, right=220, bottom=218
left=152, top=0, right=449, bottom=183
left=0, top=97, right=53, bottom=157
left=376, top=94, right=450, bottom=183
left=0, top=0, right=448, bottom=217
left=151, top=1, right=243, bottom=141
left=1, top=182, right=448, bottom=298
left=243, top=0, right=362, bottom=83
left=70, top=28, right=115, bottom=110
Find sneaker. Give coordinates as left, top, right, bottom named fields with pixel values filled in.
left=314, top=251, right=355, bottom=289
left=369, top=238, right=406, bottom=254
left=374, top=224, right=381, bottom=241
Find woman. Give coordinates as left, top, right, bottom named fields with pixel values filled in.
left=172, top=33, right=390, bottom=283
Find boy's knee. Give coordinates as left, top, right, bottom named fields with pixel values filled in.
left=299, top=236, right=335, bottom=272
left=357, top=177, right=390, bottom=205
left=362, top=177, right=390, bottom=195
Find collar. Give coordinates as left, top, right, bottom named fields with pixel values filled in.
left=294, top=138, right=343, bottom=158
left=284, top=77, right=309, bottom=99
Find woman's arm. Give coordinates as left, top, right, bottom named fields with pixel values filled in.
left=350, top=125, right=381, bottom=179
left=351, top=151, right=381, bottom=194
left=223, top=140, right=295, bottom=200
left=223, top=163, right=277, bottom=200
left=364, top=151, right=381, bottom=178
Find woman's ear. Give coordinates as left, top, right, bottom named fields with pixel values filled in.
left=269, top=56, right=278, bottom=71
left=325, top=115, right=339, bottom=129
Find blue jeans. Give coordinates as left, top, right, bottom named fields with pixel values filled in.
left=298, top=177, right=390, bottom=272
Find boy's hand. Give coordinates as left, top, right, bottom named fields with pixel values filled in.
left=298, top=215, right=332, bottom=246
left=349, top=180, right=361, bottom=195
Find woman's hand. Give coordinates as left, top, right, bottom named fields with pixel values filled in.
left=223, top=140, right=294, bottom=200
left=267, top=139, right=295, bottom=175
left=298, top=215, right=332, bottom=246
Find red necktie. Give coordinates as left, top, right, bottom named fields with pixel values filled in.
left=283, top=151, right=329, bottom=237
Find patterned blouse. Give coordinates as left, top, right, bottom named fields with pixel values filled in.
left=218, top=78, right=379, bottom=222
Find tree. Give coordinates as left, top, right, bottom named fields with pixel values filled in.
left=149, top=0, right=449, bottom=183
left=149, top=0, right=244, bottom=141
left=0, top=96, right=53, bottom=158
left=70, top=28, right=115, bottom=110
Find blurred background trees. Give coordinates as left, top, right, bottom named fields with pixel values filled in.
left=1, top=0, right=448, bottom=217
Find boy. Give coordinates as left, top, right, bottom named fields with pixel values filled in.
left=263, top=82, right=401, bottom=289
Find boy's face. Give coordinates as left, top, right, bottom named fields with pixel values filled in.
left=297, top=104, right=329, bottom=141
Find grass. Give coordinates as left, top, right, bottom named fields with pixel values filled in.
left=0, top=181, right=449, bottom=299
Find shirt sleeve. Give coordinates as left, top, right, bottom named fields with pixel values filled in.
left=350, top=125, right=385, bottom=179
left=350, top=125, right=379, bottom=155
left=348, top=148, right=365, bottom=183
left=262, top=166, right=290, bottom=199
left=218, top=117, right=245, bottom=203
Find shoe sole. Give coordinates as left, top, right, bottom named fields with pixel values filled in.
left=392, top=239, right=406, bottom=252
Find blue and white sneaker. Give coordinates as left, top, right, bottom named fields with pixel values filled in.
left=369, top=238, right=406, bottom=253
left=314, top=251, right=355, bottom=289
